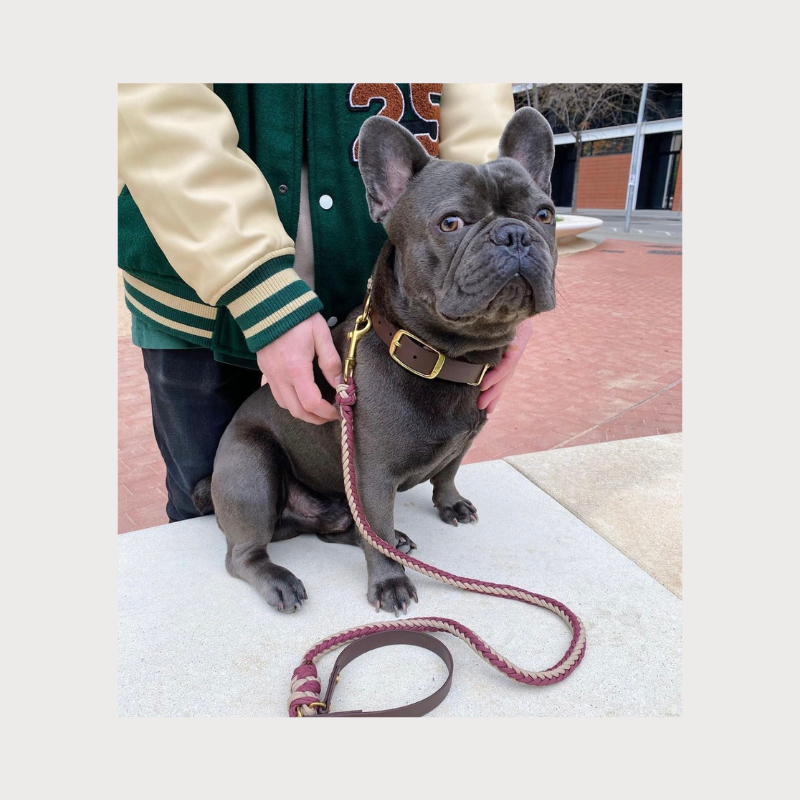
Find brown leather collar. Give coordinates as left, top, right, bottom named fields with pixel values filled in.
left=370, top=308, right=490, bottom=385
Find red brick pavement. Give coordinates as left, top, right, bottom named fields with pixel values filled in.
left=118, top=344, right=169, bottom=533
left=463, top=239, right=682, bottom=462
left=118, top=238, right=681, bottom=533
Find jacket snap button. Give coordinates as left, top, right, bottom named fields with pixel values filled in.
left=278, top=184, right=288, bottom=194
left=319, top=195, right=333, bottom=210
left=327, top=316, right=338, bottom=327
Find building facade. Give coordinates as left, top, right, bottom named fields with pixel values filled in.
left=513, top=84, right=682, bottom=213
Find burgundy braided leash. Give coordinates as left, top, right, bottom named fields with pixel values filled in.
left=287, top=373, right=587, bottom=717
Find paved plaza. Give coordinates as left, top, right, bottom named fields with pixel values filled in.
left=118, top=235, right=681, bottom=533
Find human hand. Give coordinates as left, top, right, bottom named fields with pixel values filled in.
left=477, top=319, right=533, bottom=415
left=256, top=314, right=343, bottom=425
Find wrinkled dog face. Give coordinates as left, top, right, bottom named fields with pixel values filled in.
left=390, top=156, right=557, bottom=326
left=358, top=108, right=558, bottom=337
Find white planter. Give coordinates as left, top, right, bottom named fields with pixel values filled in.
left=555, top=214, right=603, bottom=242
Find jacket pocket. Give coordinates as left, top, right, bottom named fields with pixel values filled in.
left=212, top=307, right=258, bottom=367
left=118, top=187, right=183, bottom=282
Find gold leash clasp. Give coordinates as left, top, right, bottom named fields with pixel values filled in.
left=343, top=287, right=373, bottom=381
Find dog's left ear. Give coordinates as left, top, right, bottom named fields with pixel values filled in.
left=358, top=116, right=432, bottom=224
left=498, top=107, right=555, bottom=196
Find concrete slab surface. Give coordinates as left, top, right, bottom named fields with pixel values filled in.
left=119, top=460, right=681, bottom=717
left=506, top=434, right=682, bottom=598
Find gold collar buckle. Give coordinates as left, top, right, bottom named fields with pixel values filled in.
left=467, top=363, right=491, bottom=387
left=389, top=330, right=446, bottom=379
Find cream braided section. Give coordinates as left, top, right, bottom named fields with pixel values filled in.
left=310, top=617, right=585, bottom=682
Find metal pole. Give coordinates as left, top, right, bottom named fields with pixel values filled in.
left=624, top=83, right=648, bottom=233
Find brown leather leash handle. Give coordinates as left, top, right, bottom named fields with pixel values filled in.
left=307, top=630, right=454, bottom=717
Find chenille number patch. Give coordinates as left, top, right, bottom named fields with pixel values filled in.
left=348, top=83, right=442, bottom=164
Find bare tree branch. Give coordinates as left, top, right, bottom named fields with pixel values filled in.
left=531, top=83, right=664, bottom=211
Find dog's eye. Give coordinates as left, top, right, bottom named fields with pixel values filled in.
left=439, top=216, right=464, bottom=232
left=536, top=209, right=555, bottom=225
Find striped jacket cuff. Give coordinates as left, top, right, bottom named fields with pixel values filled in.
left=217, top=254, right=323, bottom=353
left=123, top=273, right=218, bottom=345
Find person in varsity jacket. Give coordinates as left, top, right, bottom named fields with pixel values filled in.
left=118, top=83, right=532, bottom=522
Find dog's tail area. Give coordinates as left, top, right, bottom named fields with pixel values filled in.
left=192, top=476, right=214, bottom=514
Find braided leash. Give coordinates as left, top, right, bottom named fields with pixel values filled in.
left=287, top=375, right=587, bottom=717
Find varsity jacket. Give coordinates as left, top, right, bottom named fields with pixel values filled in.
left=118, top=83, right=515, bottom=367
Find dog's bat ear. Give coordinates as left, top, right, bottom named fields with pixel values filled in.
left=358, top=116, right=432, bottom=224
left=498, top=107, right=555, bottom=196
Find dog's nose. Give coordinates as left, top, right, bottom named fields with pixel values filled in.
left=490, top=221, right=532, bottom=249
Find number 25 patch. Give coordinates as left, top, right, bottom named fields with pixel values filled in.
left=347, top=83, right=442, bottom=164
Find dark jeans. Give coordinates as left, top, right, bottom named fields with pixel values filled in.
left=142, top=349, right=263, bottom=522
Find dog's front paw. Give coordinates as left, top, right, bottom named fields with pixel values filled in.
left=436, top=497, right=478, bottom=527
left=259, top=566, right=308, bottom=613
left=368, top=574, right=418, bottom=616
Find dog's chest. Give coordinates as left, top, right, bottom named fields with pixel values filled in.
left=391, top=399, right=486, bottom=491
left=353, top=335, right=488, bottom=490
left=395, top=432, right=476, bottom=491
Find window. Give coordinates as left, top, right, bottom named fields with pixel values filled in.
left=581, top=137, right=634, bottom=157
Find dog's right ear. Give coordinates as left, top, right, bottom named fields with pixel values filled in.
left=358, top=116, right=432, bottom=224
left=498, top=107, right=555, bottom=196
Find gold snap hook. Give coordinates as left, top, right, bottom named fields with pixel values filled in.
left=343, top=289, right=373, bottom=380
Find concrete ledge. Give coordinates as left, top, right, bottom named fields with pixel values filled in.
left=507, top=434, right=682, bottom=598
left=119, top=460, right=681, bottom=717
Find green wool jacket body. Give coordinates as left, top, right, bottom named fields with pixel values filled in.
left=118, top=83, right=515, bottom=368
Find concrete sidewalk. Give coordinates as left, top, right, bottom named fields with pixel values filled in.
left=118, top=438, right=682, bottom=717
left=556, top=209, right=682, bottom=244
left=508, top=433, right=682, bottom=598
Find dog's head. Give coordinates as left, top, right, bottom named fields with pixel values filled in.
left=358, top=107, right=557, bottom=344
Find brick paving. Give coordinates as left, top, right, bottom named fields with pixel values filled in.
left=463, top=238, right=682, bottom=463
left=118, top=341, right=169, bottom=533
left=118, top=238, right=681, bottom=533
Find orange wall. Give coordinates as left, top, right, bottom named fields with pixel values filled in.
left=576, top=153, right=631, bottom=210
left=672, top=153, right=682, bottom=212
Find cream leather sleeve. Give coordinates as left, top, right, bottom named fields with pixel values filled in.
left=438, top=83, right=516, bottom=165
left=118, top=83, right=297, bottom=306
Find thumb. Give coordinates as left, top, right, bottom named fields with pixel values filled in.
left=313, top=315, right=343, bottom=389
left=514, top=318, right=533, bottom=348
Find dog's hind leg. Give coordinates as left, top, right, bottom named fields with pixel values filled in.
left=316, top=526, right=361, bottom=547
left=317, top=525, right=416, bottom=553
left=271, top=478, right=421, bottom=550
left=276, top=481, right=352, bottom=540
left=212, top=427, right=307, bottom=613
left=393, top=531, right=417, bottom=553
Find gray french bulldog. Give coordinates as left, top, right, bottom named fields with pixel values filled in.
left=195, top=107, right=557, bottom=615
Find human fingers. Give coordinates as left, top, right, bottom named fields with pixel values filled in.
left=479, top=355, right=514, bottom=392
left=288, top=357, right=339, bottom=423
left=477, top=380, right=504, bottom=412
left=479, top=320, right=532, bottom=393
left=275, top=378, right=333, bottom=425
left=266, top=378, right=326, bottom=424
left=515, top=318, right=533, bottom=347
left=267, top=380, right=286, bottom=410
left=312, top=315, right=343, bottom=389
left=485, top=393, right=502, bottom=415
